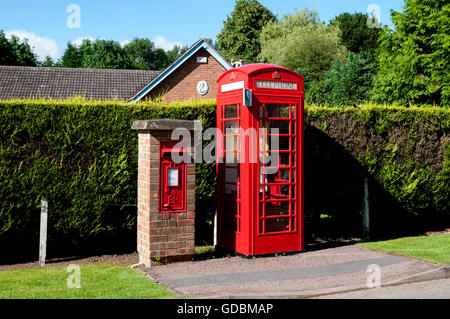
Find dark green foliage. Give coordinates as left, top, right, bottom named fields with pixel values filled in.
left=258, top=8, right=347, bottom=83
left=124, top=38, right=173, bottom=70
left=329, top=12, right=382, bottom=56
left=40, top=56, right=54, bottom=67
left=306, top=51, right=378, bottom=106
left=166, top=45, right=187, bottom=65
left=0, top=99, right=216, bottom=260
left=80, top=39, right=134, bottom=69
left=372, top=0, right=450, bottom=107
left=1, top=99, right=448, bottom=258
left=305, top=105, right=450, bottom=239
left=59, top=38, right=182, bottom=70
left=217, top=0, right=277, bottom=63
left=59, top=42, right=83, bottom=68
left=0, top=30, right=38, bottom=66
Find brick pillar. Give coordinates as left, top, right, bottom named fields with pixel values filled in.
left=132, top=119, right=199, bottom=266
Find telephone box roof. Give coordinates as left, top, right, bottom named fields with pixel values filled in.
left=217, top=63, right=304, bottom=83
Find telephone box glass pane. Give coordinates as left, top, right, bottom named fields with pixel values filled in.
left=225, top=165, right=238, bottom=183
left=167, top=168, right=179, bottom=186
left=224, top=104, right=238, bottom=118
left=279, top=153, right=290, bottom=166
left=265, top=201, right=290, bottom=216
left=266, top=104, right=290, bottom=118
left=280, top=184, right=290, bottom=196
left=225, top=135, right=239, bottom=152
left=279, top=137, right=290, bottom=151
left=265, top=217, right=290, bottom=233
left=224, top=121, right=238, bottom=134
left=268, top=120, right=290, bottom=134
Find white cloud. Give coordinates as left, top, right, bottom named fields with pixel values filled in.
left=72, top=37, right=129, bottom=47
left=154, top=36, right=182, bottom=51
left=5, top=30, right=59, bottom=62
left=119, top=39, right=130, bottom=47
left=71, top=36, right=95, bottom=47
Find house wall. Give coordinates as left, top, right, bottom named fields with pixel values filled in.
left=144, top=48, right=227, bottom=102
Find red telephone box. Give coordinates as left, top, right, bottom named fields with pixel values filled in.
left=216, top=64, right=304, bottom=256
left=160, top=141, right=187, bottom=213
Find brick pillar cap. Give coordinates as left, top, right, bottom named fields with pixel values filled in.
left=132, top=119, right=201, bottom=131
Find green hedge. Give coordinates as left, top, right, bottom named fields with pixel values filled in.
left=0, top=98, right=216, bottom=259
left=0, top=99, right=448, bottom=261
left=304, top=104, right=450, bottom=239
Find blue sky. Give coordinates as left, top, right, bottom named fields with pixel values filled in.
left=0, top=0, right=405, bottom=62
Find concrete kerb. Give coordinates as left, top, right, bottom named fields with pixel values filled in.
left=186, top=265, right=450, bottom=299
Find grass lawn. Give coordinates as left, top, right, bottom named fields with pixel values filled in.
left=0, top=265, right=178, bottom=299
left=358, top=233, right=450, bottom=264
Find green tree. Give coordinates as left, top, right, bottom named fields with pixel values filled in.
left=259, top=8, right=347, bottom=82
left=123, top=38, right=170, bottom=70
left=330, top=12, right=382, bottom=56
left=82, top=39, right=133, bottom=69
left=40, top=55, right=54, bottom=67
left=0, top=30, right=37, bottom=66
left=166, top=45, right=187, bottom=65
left=372, top=0, right=450, bottom=107
left=59, top=42, right=83, bottom=68
left=307, top=51, right=378, bottom=106
left=217, top=0, right=276, bottom=63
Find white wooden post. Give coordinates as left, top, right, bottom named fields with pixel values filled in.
left=39, top=198, right=48, bottom=266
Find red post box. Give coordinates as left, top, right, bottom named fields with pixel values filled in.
left=216, top=63, right=304, bottom=256
left=160, top=141, right=187, bottom=213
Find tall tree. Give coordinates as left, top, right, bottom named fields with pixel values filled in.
left=59, top=42, right=83, bottom=68
left=82, top=39, right=133, bottom=69
left=123, top=38, right=169, bottom=70
left=330, top=12, right=382, bottom=56
left=0, top=30, right=37, bottom=66
left=372, top=0, right=450, bottom=107
left=40, top=55, right=54, bottom=67
left=60, top=38, right=173, bottom=70
left=307, top=51, right=378, bottom=106
left=259, top=8, right=347, bottom=83
left=217, top=0, right=276, bottom=63
left=166, top=45, right=187, bottom=65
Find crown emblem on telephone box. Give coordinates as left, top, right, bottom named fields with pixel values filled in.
left=272, top=71, right=281, bottom=79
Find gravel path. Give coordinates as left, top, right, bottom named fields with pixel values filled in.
left=143, top=245, right=440, bottom=297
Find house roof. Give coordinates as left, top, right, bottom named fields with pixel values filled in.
left=128, top=38, right=232, bottom=103
left=0, top=65, right=161, bottom=101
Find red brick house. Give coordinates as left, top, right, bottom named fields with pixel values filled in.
left=0, top=38, right=231, bottom=102
left=129, top=38, right=231, bottom=103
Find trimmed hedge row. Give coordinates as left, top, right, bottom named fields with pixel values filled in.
left=0, top=99, right=448, bottom=260
left=304, top=104, right=450, bottom=239
left=0, top=98, right=216, bottom=260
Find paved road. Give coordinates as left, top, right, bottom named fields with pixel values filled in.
left=314, top=278, right=450, bottom=299
left=143, top=245, right=442, bottom=298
